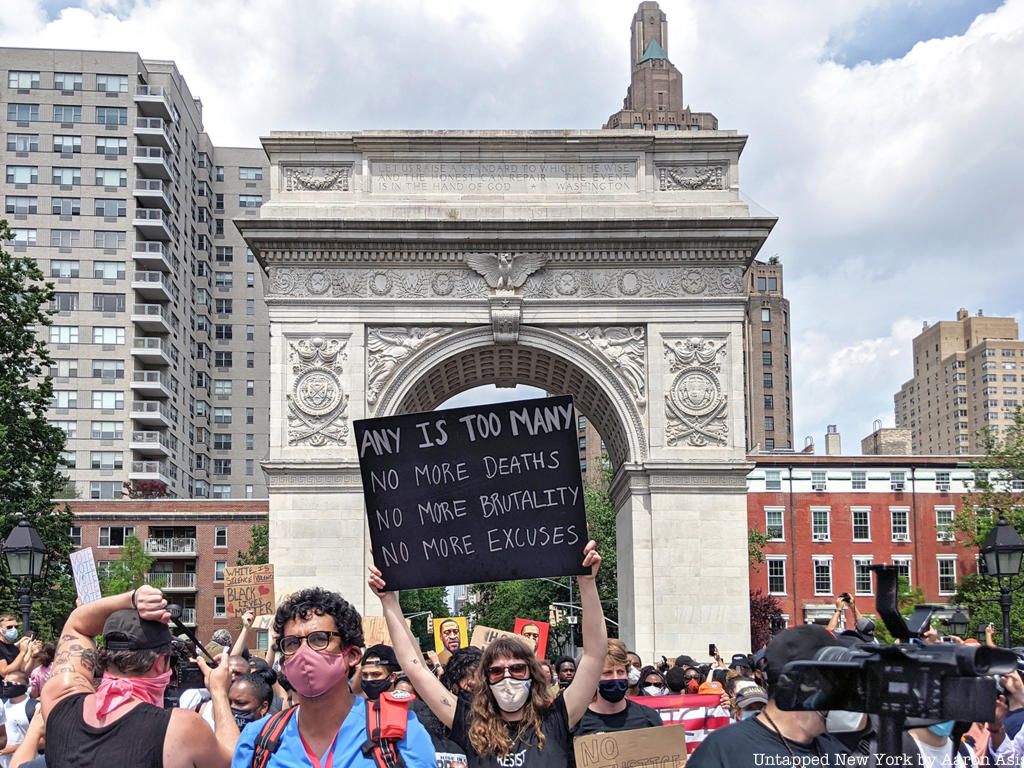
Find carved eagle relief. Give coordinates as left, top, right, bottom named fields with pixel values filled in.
left=465, top=252, right=547, bottom=290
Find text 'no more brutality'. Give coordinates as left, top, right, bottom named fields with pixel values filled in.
left=354, top=395, right=590, bottom=591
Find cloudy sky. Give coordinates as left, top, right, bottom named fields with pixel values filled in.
left=4, top=0, right=1021, bottom=451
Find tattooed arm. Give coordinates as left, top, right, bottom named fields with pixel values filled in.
left=41, top=585, right=169, bottom=713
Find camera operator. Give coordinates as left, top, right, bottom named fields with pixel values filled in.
left=40, top=584, right=237, bottom=768
left=689, top=625, right=860, bottom=767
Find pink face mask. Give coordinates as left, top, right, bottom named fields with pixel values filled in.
left=282, top=644, right=356, bottom=699
left=95, top=663, right=173, bottom=718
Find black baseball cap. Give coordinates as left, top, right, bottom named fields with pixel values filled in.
left=730, top=653, right=752, bottom=669
left=102, top=610, right=173, bottom=652
left=361, top=643, right=399, bottom=670
left=675, top=654, right=696, bottom=668
left=764, top=625, right=843, bottom=687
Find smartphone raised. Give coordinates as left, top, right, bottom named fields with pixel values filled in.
left=708, top=643, right=717, bottom=658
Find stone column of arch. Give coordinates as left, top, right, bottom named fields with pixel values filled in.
left=240, top=130, right=775, bottom=659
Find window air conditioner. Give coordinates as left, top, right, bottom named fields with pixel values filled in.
left=893, top=534, right=910, bottom=542
left=937, top=482, right=950, bottom=492
left=891, top=482, right=905, bottom=492
left=812, top=482, right=826, bottom=492
left=812, top=533, right=829, bottom=542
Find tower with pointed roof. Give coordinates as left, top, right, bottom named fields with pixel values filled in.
left=604, top=1, right=718, bottom=131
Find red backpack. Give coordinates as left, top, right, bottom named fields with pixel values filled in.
left=250, top=691, right=415, bottom=768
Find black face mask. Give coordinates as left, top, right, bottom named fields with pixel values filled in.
left=558, top=678, right=572, bottom=690
left=231, top=707, right=261, bottom=729
left=457, top=688, right=475, bottom=704
left=2, top=684, right=27, bottom=699
left=597, top=679, right=629, bottom=703
left=362, top=679, right=391, bottom=701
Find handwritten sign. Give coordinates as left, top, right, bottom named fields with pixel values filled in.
left=355, top=395, right=589, bottom=591
left=70, top=548, right=102, bottom=604
left=469, top=625, right=530, bottom=651
left=224, top=564, right=275, bottom=618
left=574, top=724, right=687, bottom=768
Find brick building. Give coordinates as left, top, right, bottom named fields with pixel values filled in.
left=69, top=499, right=267, bottom=639
left=747, top=454, right=979, bottom=628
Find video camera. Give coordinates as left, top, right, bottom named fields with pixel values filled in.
left=774, top=565, right=1018, bottom=753
left=163, top=603, right=216, bottom=706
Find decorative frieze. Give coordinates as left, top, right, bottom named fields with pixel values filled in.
left=287, top=337, right=351, bottom=447
left=525, top=267, right=743, bottom=298
left=366, top=327, right=454, bottom=405
left=282, top=165, right=351, bottom=192
left=560, top=327, right=646, bottom=409
left=663, top=337, right=729, bottom=447
left=657, top=164, right=727, bottom=191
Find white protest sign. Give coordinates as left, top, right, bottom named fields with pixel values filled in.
left=70, top=547, right=103, bottom=604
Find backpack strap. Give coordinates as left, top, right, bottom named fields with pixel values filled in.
left=361, top=691, right=415, bottom=768
left=25, top=696, right=38, bottom=722
left=251, top=706, right=298, bottom=768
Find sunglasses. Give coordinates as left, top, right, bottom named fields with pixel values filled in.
left=278, top=631, right=343, bottom=657
left=486, top=662, right=531, bottom=683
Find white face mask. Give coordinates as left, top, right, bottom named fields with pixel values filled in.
left=826, top=710, right=867, bottom=733
left=490, top=677, right=532, bottom=713
left=642, top=685, right=668, bottom=697
left=627, top=667, right=641, bottom=686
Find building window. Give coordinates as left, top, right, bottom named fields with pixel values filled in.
left=853, top=557, right=874, bottom=596
left=96, top=74, right=129, bottom=93
left=51, top=420, right=78, bottom=438
left=213, top=434, right=232, bottom=450
left=764, top=416, right=774, bottom=432
left=245, top=459, right=254, bottom=476
left=765, top=438, right=775, bottom=450
left=214, top=246, right=233, bottom=263
left=765, top=507, right=784, bottom=541
left=53, top=106, right=82, bottom=124
left=214, top=351, right=233, bottom=368
left=890, top=508, right=910, bottom=542
left=239, top=167, right=264, bottom=180
left=52, top=197, right=81, bottom=216
left=92, top=327, right=126, bottom=344
left=8, top=71, right=41, bottom=89
left=49, top=326, right=79, bottom=344
left=851, top=471, right=867, bottom=490
left=51, top=168, right=81, bottom=186
left=99, top=526, right=134, bottom=547
left=215, top=166, right=225, bottom=182
left=763, top=372, right=774, bottom=389
left=890, top=471, right=906, bottom=491
left=4, top=195, right=37, bottom=215
left=51, top=391, right=78, bottom=408
left=50, top=228, right=80, bottom=247
left=215, top=527, right=227, bottom=548
left=247, top=272, right=256, bottom=287
left=246, top=380, right=255, bottom=396
left=214, top=561, right=227, bottom=582
left=761, top=307, right=771, bottom=322
left=90, top=481, right=121, bottom=500
left=936, top=507, right=955, bottom=541
left=811, top=470, right=826, bottom=491
left=69, top=526, right=82, bottom=547
left=936, top=471, right=951, bottom=491
left=6, top=164, right=37, bottom=185
left=937, top=557, right=957, bottom=595
left=95, top=198, right=127, bottom=217
left=239, top=194, right=263, bottom=208
left=811, top=507, right=830, bottom=541
left=765, top=470, right=782, bottom=491
left=53, top=292, right=79, bottom=312
left=91, top=391, right=124, bottom=410
left=213, top=408, right=232, bottom=425
left=95, top=169, right=127, bottom=187
left=90, top=451, right=123, bottom=470
left=212, top=484, right=231, bottom=499
left=214, top=272, right=233, bottom=289
left=52, top=134, right=81, bottom=152
left=51, top=359, right=78, bottom=377
left=762, top=329, right=772, bottom=343
left=95, top=106, right=128, bottom=125
left=813, top=557, right=833, bottom=596
left=214, top=324, right=232, bottom=340
left=91, top=359, right=125, bottom=378
left=214, top=596, right=226, bottom=618
left=852, top=507, right=871, bottom=541
left=246, top=408, right=255, bottom=425
left=90, top=421, right=123, bottom=440
left=767, top=557, right=786, bottom=595
left=892, top=556, right=912, bottom=586
left=764, top=395, right=774, bottom=410
left=246, top=299, right=255, bottom=317
left=762, top=351, right=773, bottom=366
left=214, top=380, right=232, bottom=396
left=6, top=134, right=38, bottom=152
left=7, top=104, right=40, bottom=122
left=54, top=72, right=83, bottom=90
left=8, top=227, right=37, bottom=245
left=95, top=136, right=128, bottom=155
left=245, top=485, right=255, bottom=499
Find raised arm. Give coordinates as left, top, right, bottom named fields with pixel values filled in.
left=368, top=565, right=457, bottom=730
left=562, top=541, right=607, bottom=728
left=42, top=585, right=170, bottom=712
left=231, top=611, right=254, bottom=657
left=826, top=596, right=844, bottom=632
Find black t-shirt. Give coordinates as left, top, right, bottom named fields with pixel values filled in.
left=573, top=700, right=663, bottom=738
left=0, top=641, right=19, bottom=666
left=450, top=693, right=572, bottom=768
left=688, top=714, right=851, bottom=768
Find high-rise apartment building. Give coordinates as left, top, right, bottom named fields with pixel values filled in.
left=604, top=2, right=718, bottom=131
left=895, top=308, right=1023, bottom=454
left=744, top=259, right=794, bottom=451
left=2, top=48, right=270, bottom=500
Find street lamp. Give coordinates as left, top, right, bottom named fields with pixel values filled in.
left=980, top=514, right=1024, bottom=646
left=2, top=520, right=49, bottom=634
left=945, top=608, right=970, bottom=639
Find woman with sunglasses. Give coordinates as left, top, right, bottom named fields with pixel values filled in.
left=369, top=541, right=606, bottom=767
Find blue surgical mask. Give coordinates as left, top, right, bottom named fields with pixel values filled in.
left=928, top=720, right=955, bottom=738
left=2, top=628, right=17, bottom=643
left=741, top=709, right=760, bottom=720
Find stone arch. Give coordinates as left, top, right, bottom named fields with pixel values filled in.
left=372, top=325, right=647, bottom=469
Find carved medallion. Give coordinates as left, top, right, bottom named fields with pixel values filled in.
left=431, top=272, right=455, bottom=296
left=368, top=271, right=393, bottom=296
left=287, top=337, right=350, bottom=447
left=663, top=337, right=728, bottom=447
left=306, top=270, right=331, bottom=295
left=555, top=273, right=580, bottom=296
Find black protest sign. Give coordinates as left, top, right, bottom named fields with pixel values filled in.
left=355, top=395, right=589, bottom=591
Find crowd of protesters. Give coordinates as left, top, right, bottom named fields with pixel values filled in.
left=1, top=547, right=1023, bottom=766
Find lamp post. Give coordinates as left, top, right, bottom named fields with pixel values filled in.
left=945, top=608, right=970, bottom=639
left=2, top=520, right=49, bottom=635
left=980, top=514, right=1024, bottom=647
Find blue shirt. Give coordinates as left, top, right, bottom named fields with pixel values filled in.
left=231, top=696, right=436, bottom=768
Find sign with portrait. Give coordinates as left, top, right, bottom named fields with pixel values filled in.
left=433, top=616, right=469, bottom=657
left=513, top=618, right=550, bottom=658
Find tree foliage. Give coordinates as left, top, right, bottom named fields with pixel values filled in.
left=953, top=408, right=1024, bottom=644
left=123, top=479, right=172, bottom=499
left=398, top=587, right=450, bottom=649
left=0, top=220, right=76, bottom=639
left=748, top=528, right=769, bottom=567
left=236, top=522, right=269, bottom=566
left=100, top=535, right=157, bottom=595
left=749, top=589, right=784, bottom=651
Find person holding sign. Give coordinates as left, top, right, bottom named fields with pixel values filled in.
left=369, top=541, right=607, bottom=768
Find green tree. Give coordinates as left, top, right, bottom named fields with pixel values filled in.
left=748, top=529, right=769, bottom=567
left=100, top=534, right=156, bottom=595
left=0, top=220, right=76, bottom=639
left=236, top=522, right=269, bottom=566
left=398, top=587, right=450, bottom=649
left=953, top=409, right=1024, bottom=644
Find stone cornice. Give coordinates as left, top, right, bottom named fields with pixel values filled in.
left=262, top=460, right=364, bottom=492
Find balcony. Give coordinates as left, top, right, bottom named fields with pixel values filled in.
left=144, top=572, right=196, bottom=592
left=131, top=303, right=173, bottom=334
left=132, top=270, right=175, bottom=302
left=134, top=179, right=172, bottom=211
left=130, top=400, right=174, bottom=428
left=144, top=537, right=197, bottom=557
left=133, top=145, right=172, bottom=180
left=133, top=208, right=171, bottom=241
left=133, top=85, right=173, bottom=120
left=129, top=430, right=173, bottom=456
left=132, top=241, right=173, bottom=272
left=130, top=370, right=173, bottom=399
left=133, top=116, right=172, bottom=150
left=131, top=337, right=174, bottom=366
left=180, top=608, right=197, bottom=626
left=129, top=460, right=173, bottom=486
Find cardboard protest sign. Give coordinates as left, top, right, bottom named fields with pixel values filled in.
left=223, top=564, right=274, bottom=618
left=363, top=616, right=391, bottom=648
left=470, top=624, right=530, bottom=651
left=69, top=548, right=102, bottom=604
left=355, top=395, right=589, bottom=591
left=513, top=618, right=550, bottom=658
left=433, top=616, right=469, bottom=656
left=626, top=694, right=731, bottom=755
left=574, top=724, right=687, bottom=768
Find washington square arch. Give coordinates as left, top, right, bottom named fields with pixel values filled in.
left=237, top=130, right=776, bottom=660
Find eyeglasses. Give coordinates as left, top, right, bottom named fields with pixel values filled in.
left=278, top=631, right=343, bottom=657
left=486, top=662, right=531, bottom=683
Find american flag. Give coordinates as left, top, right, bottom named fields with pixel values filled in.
left=627, top=694, right=733, bottom=754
